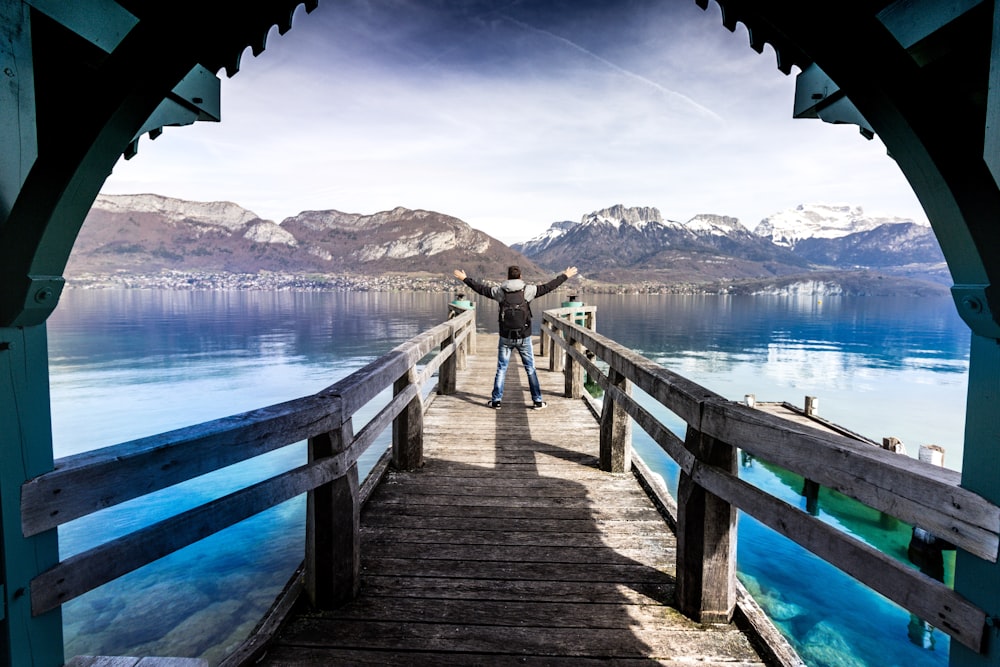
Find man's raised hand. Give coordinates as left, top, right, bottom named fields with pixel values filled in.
left=453, top=269, right=467, bottom=281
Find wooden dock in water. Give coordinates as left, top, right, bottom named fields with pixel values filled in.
left=25, top=305, right=997, bottom=666
left=255, top=333, right=769, bottom=665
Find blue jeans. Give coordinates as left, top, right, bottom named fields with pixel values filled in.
left=492, top=335, right=543, bottom=404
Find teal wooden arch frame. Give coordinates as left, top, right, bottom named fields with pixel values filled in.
left=700, top=3, right=1000, bottom=664
left=2, top=1, right=998, bottom=665
left=0, top=2, right=314, bottom=665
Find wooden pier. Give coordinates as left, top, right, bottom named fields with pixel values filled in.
left=17, top=304, right=1000, bottom=667
left=253, top=333, right=768, bottom=665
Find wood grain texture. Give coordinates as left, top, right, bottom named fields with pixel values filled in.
left=253, top=334, right=768, bottom=666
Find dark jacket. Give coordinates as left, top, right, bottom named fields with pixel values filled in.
left=463, top=272, right=569, bottom=337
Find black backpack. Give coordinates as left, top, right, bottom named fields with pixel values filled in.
left=498, top=289, right=531, bottom=338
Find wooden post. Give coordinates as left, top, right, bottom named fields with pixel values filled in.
left=438, top=325, right=457, bottom=396
left=393, top=367, right=424, bottom=470
left=0, top=326, right=64, bottom=667
left=919, top=444, right=945, bottom=467
left=455, top=326, right=468, bottom=371
left=539, top=321, right=548, bottom=356
left=599, top=368, right=632, bottom=472
left=305, top=419, right=360, bottom=609
left=802, top=479, right=820, bottom=516
left=550, top=326, right=564, bottom=372
left=876, top=437, right=907, bottom=527
left=676, top=426, right=737, bottom=623
left=467, top=312, right=477, bottom=356
left=908, top=444, right=950, bottom=581
left=804, top=395, right=819, bottom=416
left=882, top=436, right=906, bottom=454
left=564, top=336, right=583, bottom=399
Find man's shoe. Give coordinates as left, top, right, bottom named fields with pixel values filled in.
left=533, top=401, right=548, bottom=410
left=487, top=400, right=502, bottom=409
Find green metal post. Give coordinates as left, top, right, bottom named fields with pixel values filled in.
left=952, top=4, right=1000, bottom=662
left=951, top=332, right=1000, bottom=666
left=0, top=325, right=63, bottom=667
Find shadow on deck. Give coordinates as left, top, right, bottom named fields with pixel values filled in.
left=253, top=335, right=767, bottom=665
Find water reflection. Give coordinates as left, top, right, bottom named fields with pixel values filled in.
left=46, top=289, right=972, bottom=666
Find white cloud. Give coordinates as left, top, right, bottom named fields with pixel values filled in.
left=101, top=1, right=928, bottom=246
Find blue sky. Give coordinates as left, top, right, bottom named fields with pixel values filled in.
left=100, top=0, right=928, bottom=245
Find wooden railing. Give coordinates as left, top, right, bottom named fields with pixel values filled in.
left=540, top=307, right=999, bottom=653
left=21, top=300, right=998, bottom=660
left=21, top=307, right=477, bottom=619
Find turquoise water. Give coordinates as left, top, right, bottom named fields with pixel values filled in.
left=46, top=289, right=970, bottom=665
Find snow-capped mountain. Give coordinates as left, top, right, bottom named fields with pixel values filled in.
left=753, top=203, right=925, bottom=248
left=513, top=205, right=810, bottom=283
left=74, top=195, right=947, bottom=292
left=514, top=203, right=944, bottom=286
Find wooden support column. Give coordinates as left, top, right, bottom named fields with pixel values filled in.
left=801, top=479, right=820, bottom=516
left=676, top=425, right=737, bottom=624
left=438, top=326, right=457, bottom=396
left=804, top=395, right=819, bottom=416
left=599, top=368, right=632, bottom=473
left=393, top=367, right=424, bottom=470
left=305, top=419, right=360, bottom=609
left=564, top=336, right=583, bottom=399
left=801, top=395, right=821, bottom=514
left=455, top=327, right=467, bottom=371
left=550, top=327, right=564, bottom=372
left=467, top=318, right=477, bottom=357
left=539, top=322, right=548, bottom=356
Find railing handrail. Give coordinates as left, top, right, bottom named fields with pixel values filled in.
left=22, top=307, right=476, bottom=615
left=540, top=308, right=997, bottom=653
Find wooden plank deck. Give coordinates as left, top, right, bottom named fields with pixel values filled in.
left=256, top=334, right=767, bottom=666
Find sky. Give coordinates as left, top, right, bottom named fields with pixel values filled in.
left=99, top=0, right=930, bottom=245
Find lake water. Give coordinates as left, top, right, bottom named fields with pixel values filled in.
left=46, top=288, right=971, bottom=666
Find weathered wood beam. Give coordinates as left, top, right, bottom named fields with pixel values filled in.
left=701, top=400, right=1000, bottom=562
left=33, top=445, right=362, bottom=614
left=691, top=454, right=987, bottom=652
left=306, top=419, right=359, bottom=609
left=599, top=368, right=632, bottom=473
left=676, top=427, right=737, bottom=623
left=392, top=368, right=424, bottom=471
left=21, top=393, right=344, bottom=536
left=564, top=337, right=584, bottom=399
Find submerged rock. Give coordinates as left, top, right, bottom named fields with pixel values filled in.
left=800, top=620, right=867, bottom=667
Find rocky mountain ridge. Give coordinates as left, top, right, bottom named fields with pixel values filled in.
left=69, top=194, right=948, bottom=295
left=514, top=204, right=946, bottom=288
left=68, top=194, right=543, bottom=281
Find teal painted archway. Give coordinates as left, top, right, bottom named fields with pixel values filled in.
left=2, top=1, right=999, bottom=665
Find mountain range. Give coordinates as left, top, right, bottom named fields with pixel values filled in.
left=513, top=203, right=947, bottom=291
left=68, top=194, right=542, bottom=281
left=67, top=194, right=949, bottom=295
